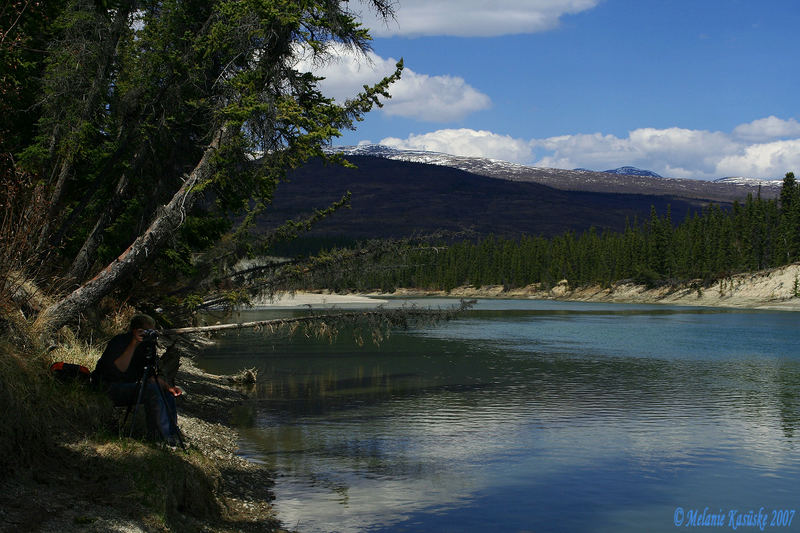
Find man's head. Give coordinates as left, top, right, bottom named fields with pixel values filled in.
left=129, top=314, right=155, bottom=332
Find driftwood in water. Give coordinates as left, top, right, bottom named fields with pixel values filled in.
left=162, top=302, right=474, bottom=339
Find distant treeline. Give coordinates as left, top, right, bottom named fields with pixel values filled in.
left=305, top=173, right=800, bottom=292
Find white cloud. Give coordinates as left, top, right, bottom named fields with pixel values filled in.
left=732, top=116, right=800, bottom=142
left=381, top=71, right=491, bottom=122
left=380, top=129, right=535, bottom=163
left=356, top=0, right=600, bottom=37
left=716, top=139, right=800, bottom=178
left=535, top=127, right=740, bottom=178
left=295, top=44, right=491, bottom=122
left=375, top=118, right=800, bottom=179
left=535, top=132, right=639, bottom=170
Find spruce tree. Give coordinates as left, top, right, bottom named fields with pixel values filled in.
left=4, top=0, right=402, bottom=333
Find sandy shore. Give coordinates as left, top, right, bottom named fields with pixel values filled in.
left=242, top=264, right=800, bottom=312
left=377, top=263, right=800, bottom=311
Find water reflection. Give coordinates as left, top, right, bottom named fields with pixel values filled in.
left=198, top=301, right=800, bottom=532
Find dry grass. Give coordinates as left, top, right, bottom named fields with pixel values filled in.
left=0, top=317, right=227, bottom=530
left=98, top=300, right=138, bottom=338
left=0, top=340, right=62, bottom=472
left=47, top=326, right=105, bottom=370
left=0, top=175, right=55, bottom=320
left=0, top=299, right=124, bottom=476
left=0, top=178, right=282, bottom=530
left=0, top=336, right=284, bottom=531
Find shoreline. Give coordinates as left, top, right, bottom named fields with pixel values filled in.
left=249, top=263, right=800, bottom=312
left=171, top=356, right=286, bottom=532
left=381, top=263, right=800, bottom=312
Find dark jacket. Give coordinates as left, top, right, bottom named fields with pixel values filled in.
left=92, top=332, right=151, bottom=385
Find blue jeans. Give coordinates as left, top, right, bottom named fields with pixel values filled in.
left=108, top=379, right=178, bottom=443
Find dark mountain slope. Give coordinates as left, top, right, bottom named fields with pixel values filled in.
left=259, top=156, right=732, bottom=240
left=328, top=145, right=779, bottom=202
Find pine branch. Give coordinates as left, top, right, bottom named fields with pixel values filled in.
left=194, top=237, right=421, bottom=311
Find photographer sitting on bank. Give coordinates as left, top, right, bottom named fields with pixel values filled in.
left=93, top=314, right=181, bottom=445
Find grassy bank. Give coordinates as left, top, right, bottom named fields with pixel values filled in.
left=0, top=315, right=284, bottom=532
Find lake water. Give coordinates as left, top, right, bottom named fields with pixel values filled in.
left=196, top=299, right=800, bottom=533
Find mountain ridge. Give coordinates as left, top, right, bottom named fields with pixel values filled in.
left=574, top=166, right=663, bottom=178
left=257, top=152, right=778, bottom=241
left=326, top=145, right=779, bottom=202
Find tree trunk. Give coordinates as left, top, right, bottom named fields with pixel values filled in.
left=36, top=4, right=133, bottom=252
left=35, top=126, right=228, bottom=336
left=66, top=170, right=131, bottom=283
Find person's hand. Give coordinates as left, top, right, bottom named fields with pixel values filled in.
left=132, top=328, right=146, bottom=343
left=168, top=386, right=184, bottom=397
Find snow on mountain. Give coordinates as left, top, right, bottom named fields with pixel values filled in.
left=602, top=166, right=663, bottom=178
left=328, top=144, right=530, bottom=176
left=575, top=166, right=663, bottom=178
left=326, top=144, right=780, bottom=201
left=713, top=176, right=783, bottom=188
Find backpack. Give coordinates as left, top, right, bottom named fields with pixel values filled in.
left=49, top=362, right=92, bottom=384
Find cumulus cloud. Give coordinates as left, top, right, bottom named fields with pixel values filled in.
left=716, top=139, right=800, bottom=178
left=376, top=117, right=800, bottom=179
left=380, top=129, right=535, bottom=163
left=295, top=44, right=490, bottom=122
left=732, top=116, right=800, bottom=142
left=356, top=0, right=600, bottom=37
left=535, top=127, right=740, bottom=179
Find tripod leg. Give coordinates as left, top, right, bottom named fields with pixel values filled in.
left=119, top=403, right=133, bottom=437
left=128, top=374, right=148, bottom=439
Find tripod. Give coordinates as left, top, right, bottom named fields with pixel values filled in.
left=121, top=340, right=186, bottom=450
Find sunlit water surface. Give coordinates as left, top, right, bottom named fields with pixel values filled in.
left=197, top=299, right=800, bottom=532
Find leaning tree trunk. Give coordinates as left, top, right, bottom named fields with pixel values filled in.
left=34, top=127, right=228, bottom=336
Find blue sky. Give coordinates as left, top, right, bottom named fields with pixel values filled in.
left=301, top=0, right=800, bottom=180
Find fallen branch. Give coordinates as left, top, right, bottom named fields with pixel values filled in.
left=162, top=301, right=474, bottom=337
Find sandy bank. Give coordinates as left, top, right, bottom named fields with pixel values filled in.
left=379, top=263, right=800, bottom=311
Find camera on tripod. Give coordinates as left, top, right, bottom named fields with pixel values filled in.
left=138, top=329, right=159, bottom=364
left=140, top=328, right=159, bottom=343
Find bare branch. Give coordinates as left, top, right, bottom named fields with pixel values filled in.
left=162, top=300, right=474, bottom=343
